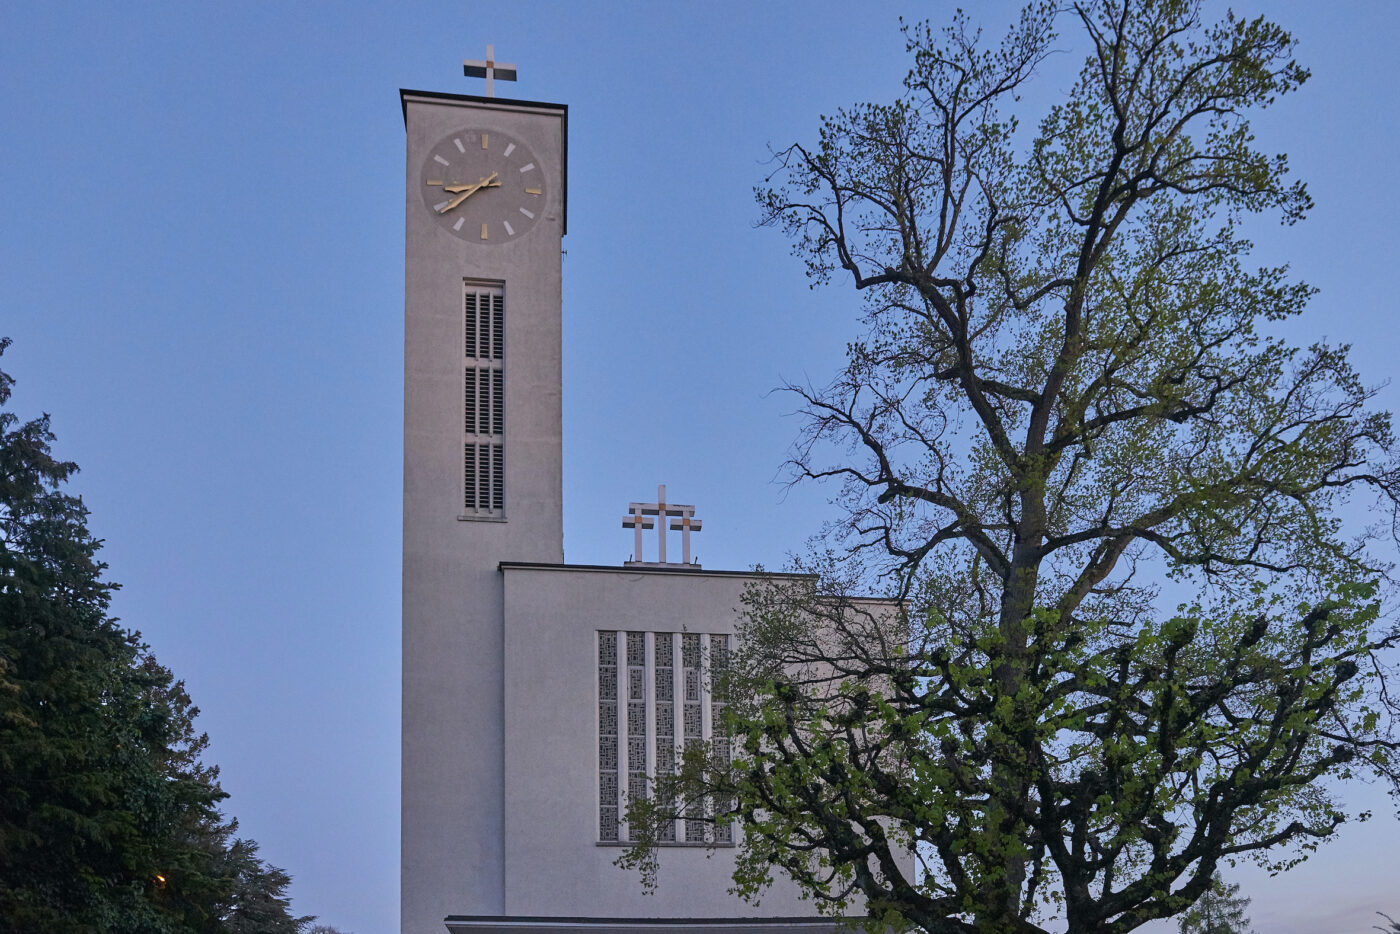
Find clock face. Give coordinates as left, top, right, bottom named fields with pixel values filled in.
left=420, top=129, right=546, bottom=244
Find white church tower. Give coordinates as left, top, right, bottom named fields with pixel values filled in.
left=402, top=51, right=833, bottom=934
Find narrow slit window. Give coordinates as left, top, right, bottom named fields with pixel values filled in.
left=654, top=633, right=677, bottom=842
left=599, top=632, right=619, bottom=842
left=626, top=632, right=648, bottom=828
left=710, top=634, right=733, bottom=844
left=682, top=633, right=704, bottom=842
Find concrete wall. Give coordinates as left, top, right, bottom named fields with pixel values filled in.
left=402, top=92, right=567, bottom=934
left=501, top=565, right=817, bottom=918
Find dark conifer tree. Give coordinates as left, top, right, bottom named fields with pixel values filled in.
left=0, top=339, right=315, bottom=932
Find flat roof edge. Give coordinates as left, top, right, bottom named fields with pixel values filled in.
left=399, top=88, right=568, bottom=121
left=444, top=918, right=846, bottom=929
left=496, top=561, right=813, bottom=580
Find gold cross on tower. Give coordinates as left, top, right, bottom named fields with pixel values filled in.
left=463, top=44, right=518, bottom=97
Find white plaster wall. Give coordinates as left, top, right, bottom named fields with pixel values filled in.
left=501, top=566, right=819, bottom=919
left=402, top=93, right=567, bottom=934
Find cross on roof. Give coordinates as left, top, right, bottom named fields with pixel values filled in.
left=668, top=514, right=703, bottom=565
left=463, top=44, right=517, bottom=97
left=622, top=509, right=655, bottom=565
left=622, top=484, right=702, bottom=568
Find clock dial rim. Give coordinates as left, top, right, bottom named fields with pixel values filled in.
left=420, top=128, right=546, bottom=245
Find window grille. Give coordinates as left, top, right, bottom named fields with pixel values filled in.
left=626, top=632, right=648, bottom=818
left=653, top=634, right=677, bottom=842
left=463, top=284, right=505, bottom=516
left=598, top=630, right=731, bottom=845
left=709, top=634, right=733, bottom=844
left=598, top=632, right=619, bottom=841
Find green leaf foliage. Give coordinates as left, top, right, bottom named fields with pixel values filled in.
left=624, top=4, right=1400, bottom=934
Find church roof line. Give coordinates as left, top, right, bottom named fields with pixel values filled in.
left=496, top=561, right=815, bottom=580
left=444, top=917, right=846, bottom=934
left=398, top=88, right=568, bottom=121
left=495, top=562, right=895, bottom=606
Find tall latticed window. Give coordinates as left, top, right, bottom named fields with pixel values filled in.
left=463, top=284, right=504, bottom=516
left=597, top=629, right=732, bottom=844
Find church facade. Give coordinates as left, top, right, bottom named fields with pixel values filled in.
left=400, top=69, right=836, bottom=934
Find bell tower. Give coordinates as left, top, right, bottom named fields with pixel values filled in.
left=400, top=53, right=567, bottom=934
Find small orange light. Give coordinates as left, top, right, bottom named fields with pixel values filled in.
left=155, top=874, right=166, bottom=884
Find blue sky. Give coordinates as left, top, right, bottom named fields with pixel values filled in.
left=2, top=3, right=1397, bottom=932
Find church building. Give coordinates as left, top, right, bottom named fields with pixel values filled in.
left=400, top=52, right=838, bottom=934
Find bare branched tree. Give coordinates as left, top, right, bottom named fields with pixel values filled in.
left=623, top=3, right=1400, bottom=934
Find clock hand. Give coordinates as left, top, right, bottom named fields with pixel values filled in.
left=444, top=179, right=501, bottom=193
left=438, top=173, right=501, bottom=213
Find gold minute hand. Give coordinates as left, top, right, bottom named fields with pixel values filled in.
left=438, top=173, right=501, bottom=213
left=443, top=177, right=501, bottom=193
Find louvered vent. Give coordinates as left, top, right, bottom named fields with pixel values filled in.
left=463, top=284, right=505, bottom=517
left=464, top=293, right=478, bottom=358
left=463, top=370, right=476, bottom=433
left=464, top=288, right=505, bottom=361
left=477, top=369, right=491, bottom=434
left=462, top=442, right=504, bottom=513
left=463, top=444, right=476, bottom=510
left=492, top=369, right=504, bottom=435
left=491, top=293, right=504, bottom=360
left=491, top=445, right=504, bottom=510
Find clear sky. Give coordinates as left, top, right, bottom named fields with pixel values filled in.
left=2, top=2, right=1397, bottom=933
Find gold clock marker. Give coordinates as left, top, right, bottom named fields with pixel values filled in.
left=482, top=134, right=489, bottom=149
left=525, top=187, right=541, bottom=195
left=480, top=223, right=488, bottom=240
left=427, top=180, right=444, bottom=186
